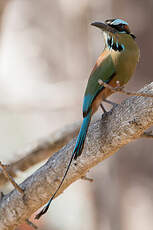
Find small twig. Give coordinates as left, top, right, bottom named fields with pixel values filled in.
left=25, top=219, right=38, bottom=230
left=99, top=80, right=153, bottom=140
left=98, top=79, right=153, bottom=98
left=0, top=162, right=24, bottom=194
left=0, top=122, right=80, bottom=188
left=141, top=131, right=153, bottom=139
left=81, top=175, right=94, bottom=182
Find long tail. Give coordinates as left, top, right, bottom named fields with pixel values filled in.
left=35, top=110, right=91, bottom=220
left=73, top=109, right=91, bottom=159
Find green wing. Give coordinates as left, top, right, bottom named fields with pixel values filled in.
left=83, top=54, right=115, bottom=116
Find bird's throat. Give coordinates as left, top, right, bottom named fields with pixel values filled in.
left=104, top=32, right=125, bottom=52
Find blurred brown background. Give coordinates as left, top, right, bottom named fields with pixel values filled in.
left=0, top=0, right=153, bottom=229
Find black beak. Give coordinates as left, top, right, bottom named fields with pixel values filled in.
left=91, top=22, right=107, bottom=29
left=91, top=21, right=117, bottom=34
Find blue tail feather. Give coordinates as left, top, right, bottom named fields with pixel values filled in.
left=35, top=109, right=91, bottom=220
left=73, top=110, right=91, bottom=160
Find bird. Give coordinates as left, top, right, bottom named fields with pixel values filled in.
left=35, top=18, right=140, bottom=219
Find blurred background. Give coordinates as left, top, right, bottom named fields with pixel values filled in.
left=0, top=0, right=153, bottom=229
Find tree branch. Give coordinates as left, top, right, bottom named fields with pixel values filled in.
left=0, top=83, right=153, bottom=230
left=0, top=123, right=80, bottom=188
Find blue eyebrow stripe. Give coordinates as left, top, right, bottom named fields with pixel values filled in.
left=111, top=19, right=128, bottom=26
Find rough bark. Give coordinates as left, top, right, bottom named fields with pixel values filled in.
left=0, top=83, right=153, bottom=230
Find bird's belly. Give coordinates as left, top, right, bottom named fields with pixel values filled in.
left=91, top=87, right=113, bottom=114
left=113, top=51, right=139, bottom=85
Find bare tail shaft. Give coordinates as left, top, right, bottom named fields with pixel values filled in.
left=35, top=110, right=91, bottom=219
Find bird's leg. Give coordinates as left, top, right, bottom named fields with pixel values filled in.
left=100, top=99, right=118, bottom=118
left=100, top=103, right=109, bottom=119
left=103, top=99, right=118, bottom=107
left=100, top=103, right=107, bottom=113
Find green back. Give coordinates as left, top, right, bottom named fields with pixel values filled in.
left=83, top=54, right=115, bottom=115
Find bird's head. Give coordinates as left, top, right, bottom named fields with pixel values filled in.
left=91, top=19, right=136, bottom=51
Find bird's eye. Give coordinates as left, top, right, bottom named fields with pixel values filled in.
left=118, top=24, right=125, bottom=30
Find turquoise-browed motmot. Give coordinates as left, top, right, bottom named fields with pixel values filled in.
left=36, top=18, right=140, bottom=219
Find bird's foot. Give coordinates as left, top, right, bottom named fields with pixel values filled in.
left=101, top=100, right=119, bottom=118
